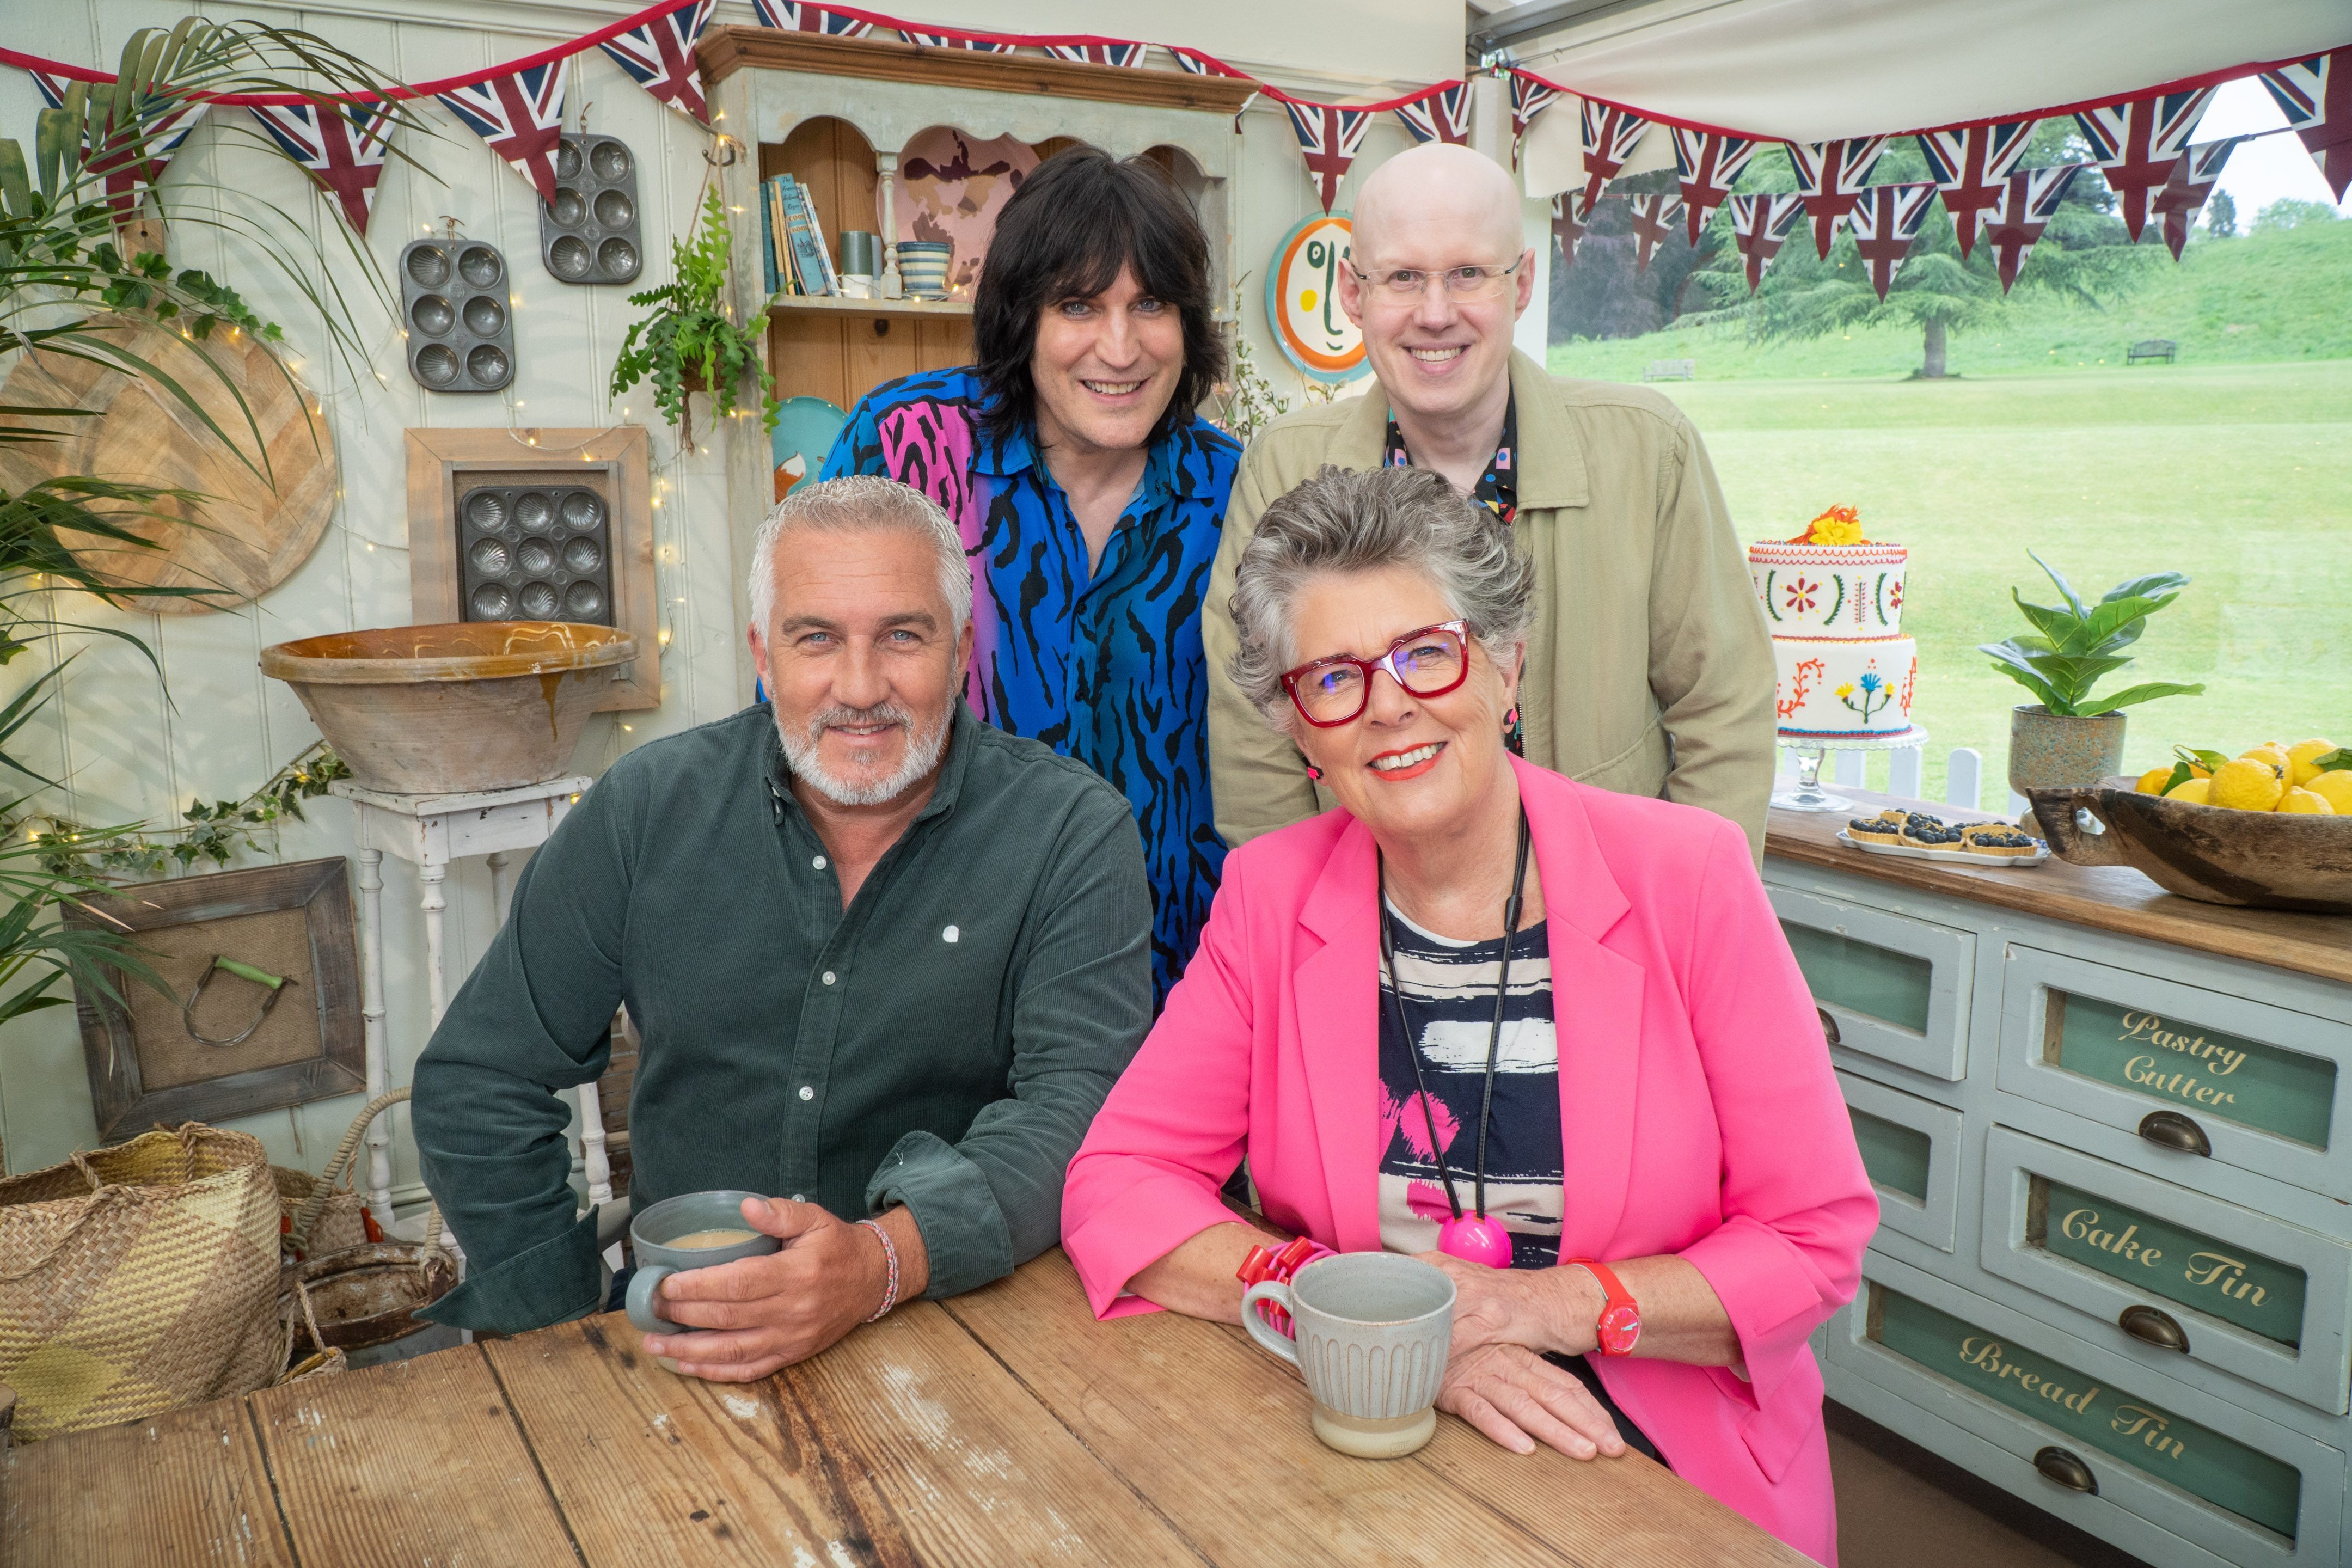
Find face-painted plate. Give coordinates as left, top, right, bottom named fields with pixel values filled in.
left=1266, top=212, right=1366, bottom=384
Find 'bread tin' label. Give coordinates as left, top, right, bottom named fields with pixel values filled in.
left=2047, top=995, right=2334, bottom=1149
left=2032, top=1178, right=2307, bottom=1346
left=1874, top=1286, right=2301, bottom=1538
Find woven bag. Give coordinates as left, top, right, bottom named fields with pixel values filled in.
left=0, top=1124, right=281, bottom=1443
left=272, top=1163, right=371, bottom=1259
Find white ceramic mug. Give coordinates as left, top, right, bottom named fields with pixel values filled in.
left=1242, top=1251, right=1455, bottom=1459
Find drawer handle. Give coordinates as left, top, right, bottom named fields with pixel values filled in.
left=2136, top=1110, right=2212, bottom=1157
left=2033, top=1445, right=2098, bottom=1495
left=1817, top=1007, right=1841, bottom=1048
left=2118, top=1304, right=2191, bottom=1354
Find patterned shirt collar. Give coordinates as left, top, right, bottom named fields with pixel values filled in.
left=1383, top=391, right=1518, bottom=524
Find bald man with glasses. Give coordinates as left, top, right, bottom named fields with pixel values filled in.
left=1203, top=142, right=1775, bottom=861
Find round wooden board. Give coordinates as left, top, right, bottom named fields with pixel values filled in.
left=0, top=316, right=336, bottom=613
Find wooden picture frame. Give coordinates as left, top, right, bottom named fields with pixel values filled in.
left=65, top=857, right=365, bottom=1141
left=405, top=425, right=658, bottom=711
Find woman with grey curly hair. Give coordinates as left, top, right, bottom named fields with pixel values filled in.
left=1063, top=464, right=1871, bottom=1560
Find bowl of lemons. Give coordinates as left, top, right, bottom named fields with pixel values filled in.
left=2026, top=739, right=2352, bottom=912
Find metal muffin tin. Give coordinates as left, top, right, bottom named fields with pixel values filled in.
left=538, top=134, right=643, bottom=285
left=400, top=239, right=516, bottom=394
left=455, top=483, right=615, bottom=626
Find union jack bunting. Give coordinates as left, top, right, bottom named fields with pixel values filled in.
left=902, top=30, right=1018, bottom=53
left=1551, top=191, right=1588, bottom=269
left=1670, top=128, right=1755, bottom=244
left=1846, top=181, right=1939, bottom=300
left=2259, top=48, right=2351, bottom=201
left=2074, top=88, right=2214, bottom=242
left=1786, top=137, right=1890, bottom=256
left=1917, top=119, right=2034, bottom=259
left=1170, top=48, right=1248, bottom=77
left=31, top=69, right=205, bottom=219
left=1728, top=191, right=1805, bottom=292
left=1509, top=72, right=1564, bottom=164
left=1044, top=42, right=1148, bottom=68
left=2152, top=137, right=2246, bottom=260
left=749, top=0, right=871, bottom=34
left=1626, top=192, right=1683, bottom=272
left=1394, top=82, right=1473, bottom=146
left=599, top=0, right=716, bottom=123
left=1982, top=165, right=2085, bottom=293
left=437, top=63, right=566, bottom=206
left=248, top=99, right=396, bottom=236
left=1578, top=100, right=1651, bottom=208
left=1283, top=100, right=1373, bottom=215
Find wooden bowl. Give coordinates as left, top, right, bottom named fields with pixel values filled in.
left=261, top=621, right=636, bottom=794
left=2028, top=777, right=2352, bottom=913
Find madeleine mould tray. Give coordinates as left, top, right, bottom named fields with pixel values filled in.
left=455, top=484, right=614, bottom=625
left=538, top=134, right=643, bottom=285
left=400, top=239, right=516, bottom=393
left=1836, top=829, right=2050, bottom=867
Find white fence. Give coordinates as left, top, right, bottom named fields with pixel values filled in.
left=1775, top=744, right=2023, bottom=814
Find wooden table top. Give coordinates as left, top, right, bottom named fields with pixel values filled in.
left=1766, top=788, right=2352, bottom=987
left=2, top=1250, right=1811, bottom=1567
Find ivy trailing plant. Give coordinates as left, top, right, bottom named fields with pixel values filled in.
left=610, top=185, right=778, bottom=446
left=1976, top=552, right=2204, bottom=716
left=4, top=740, right=351, bottom=879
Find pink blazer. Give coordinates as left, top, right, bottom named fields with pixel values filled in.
left=1063, top=756, right=1875, bottom=1565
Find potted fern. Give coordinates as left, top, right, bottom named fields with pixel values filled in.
left=611, top=185, right=777, bottom=448
left=1979, top=552, right=2204, bottom=794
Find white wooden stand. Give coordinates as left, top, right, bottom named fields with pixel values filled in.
left=331, top=775, right=604, bottom=1226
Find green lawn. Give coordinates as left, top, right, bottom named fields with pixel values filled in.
left=1551, top=363, right=2352, bottom=806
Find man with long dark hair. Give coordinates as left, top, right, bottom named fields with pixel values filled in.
left=819, top=146, right=1236, bottom=1001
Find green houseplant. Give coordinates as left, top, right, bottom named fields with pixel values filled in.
left=610, top=185, right=777, bottom=447
left=1979, top=552, right=2204, bottom=794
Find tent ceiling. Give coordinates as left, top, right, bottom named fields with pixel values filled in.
left=1478, top=0, right=2350, bottom=140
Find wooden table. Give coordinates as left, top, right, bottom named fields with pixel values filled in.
left=3, top=1252, right=1812, bottom=1567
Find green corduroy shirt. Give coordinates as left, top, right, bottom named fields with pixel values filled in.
left=413, top=703, right=1154, bottom=1336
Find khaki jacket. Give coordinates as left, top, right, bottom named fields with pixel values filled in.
left=1204, top=348, right=1777, bottom=862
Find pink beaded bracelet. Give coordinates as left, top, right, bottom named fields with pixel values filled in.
left=858, top=1218, right=900, bottom=1322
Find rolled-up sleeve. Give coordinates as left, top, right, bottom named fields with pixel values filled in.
left=413, top=777, right=631, bottom=1334
left=1674, top=821, right=1876, bottom=1405
left=873, top=793, right=1154, bottom=1298
left=1062, top=853, right=1261, bottom=1318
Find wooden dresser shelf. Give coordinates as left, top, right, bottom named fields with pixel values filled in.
left=768, top=294, right=972, bottom=318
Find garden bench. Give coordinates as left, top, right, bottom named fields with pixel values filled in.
left=1642, top=358, right=1695, bottom=381
left=2126, top=338, right=2177, bottom=364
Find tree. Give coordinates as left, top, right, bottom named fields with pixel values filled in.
left=2253, top=198, right=2344, bottom=232
left=2207, top=188, right=2238, bottom=238
left=1680, top=124, right=2148, bottom=377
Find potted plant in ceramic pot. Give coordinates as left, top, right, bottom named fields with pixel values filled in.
left=1980, top=553, right=2203, bottom=795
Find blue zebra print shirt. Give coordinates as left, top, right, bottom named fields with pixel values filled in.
left=818, top=367, right=1239, bottom=1001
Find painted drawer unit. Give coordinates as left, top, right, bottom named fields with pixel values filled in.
left=1980, top=1126, right=2352, bottom=1415
left=1769, top=885, right=1974, bottom=1081
left=1827, top=1253, right=2345, bottom=1567
left=1996, top=946, right=2352, bottom=1200
left=1840, top=1069, right=1965, bottom=1252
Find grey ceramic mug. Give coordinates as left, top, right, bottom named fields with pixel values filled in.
left=624, top=1190, right=780, bottom=1334
left=1242, top=1251, right=1455, bottom=1458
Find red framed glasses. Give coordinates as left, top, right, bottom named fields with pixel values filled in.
left=1279, top=621, right=1471, bottom=727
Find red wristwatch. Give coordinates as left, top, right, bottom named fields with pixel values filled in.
left=1566, top=1257, right=1641, bottom=1356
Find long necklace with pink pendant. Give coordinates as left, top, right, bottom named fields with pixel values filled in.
left=1381, top=809, right=1530, bottom=1270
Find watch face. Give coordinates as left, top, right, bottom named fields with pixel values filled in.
left=1598, top=1303, right=1641, bottom=1356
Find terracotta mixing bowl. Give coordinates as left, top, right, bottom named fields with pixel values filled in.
left=2028, top=777, right=2352, bottom=914
left=261, top=621, right=637, bottom=794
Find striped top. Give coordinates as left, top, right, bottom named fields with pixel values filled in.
left=1375, top=903, right=1562, bottom=1266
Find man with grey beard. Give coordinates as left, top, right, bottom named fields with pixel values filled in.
left=413, top=476, right=1153, bottom=1372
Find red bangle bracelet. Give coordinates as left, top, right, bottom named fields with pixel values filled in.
left=1236, top=1236, right=1333, bottom=1334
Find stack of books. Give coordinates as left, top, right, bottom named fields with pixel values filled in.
left=760, top=174, right=840, bottom=297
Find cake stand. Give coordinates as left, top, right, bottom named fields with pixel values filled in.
left=1772, top=725, right=1928, bottom=813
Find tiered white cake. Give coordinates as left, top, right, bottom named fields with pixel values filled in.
left=1748, top=510, right=1915, bottom=740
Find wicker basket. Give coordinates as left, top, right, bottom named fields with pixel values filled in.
left=0, top=1124, right=281, bottom=1443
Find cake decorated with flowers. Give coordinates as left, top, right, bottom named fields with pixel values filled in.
left=1748, top=506, right=1916, bottom=740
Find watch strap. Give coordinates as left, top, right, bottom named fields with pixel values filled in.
left=1565, top=1255, right=1640, bottom=1356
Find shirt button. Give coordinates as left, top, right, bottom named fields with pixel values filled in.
left=812, top=855, right=827, bottom=869
left=822, top=971, right=836, bottom=985
left=790, top=1193, right=806, bottom=1203
left=799, top=1086, right=814, bottom=1101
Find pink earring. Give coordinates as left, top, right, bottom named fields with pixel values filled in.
left=1305, top=763, right=1323, bottom=781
